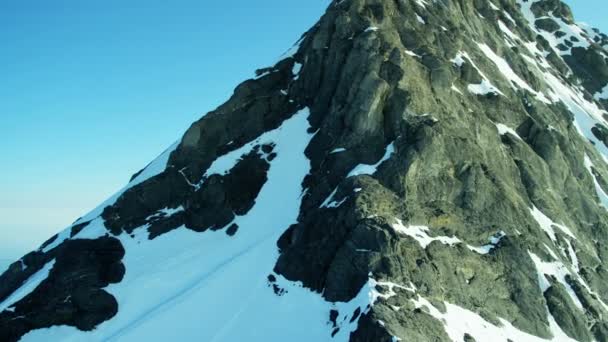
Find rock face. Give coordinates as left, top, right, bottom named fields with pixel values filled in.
left=2, top=0, right=608, bottom=341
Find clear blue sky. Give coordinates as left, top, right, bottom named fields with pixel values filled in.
left=0, top=0, right=605, bottom=265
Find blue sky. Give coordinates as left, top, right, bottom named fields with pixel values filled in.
left=0, top=0, right=606, bottom=264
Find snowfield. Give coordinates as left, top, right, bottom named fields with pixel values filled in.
left=20, top=109, right=371, bottom=341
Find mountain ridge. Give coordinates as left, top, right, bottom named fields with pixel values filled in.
left=2, top=0, right=608, bottom=341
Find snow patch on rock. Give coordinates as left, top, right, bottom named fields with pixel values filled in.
left=0, top=259, right=56, bottom=313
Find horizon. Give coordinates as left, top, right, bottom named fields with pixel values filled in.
left=0, top=0, right=606, bottom=268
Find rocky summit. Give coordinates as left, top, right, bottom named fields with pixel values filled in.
left=2, top=0, right=608, bottom=341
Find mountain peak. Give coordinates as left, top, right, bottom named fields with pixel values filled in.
left=2, top=1, right=608, bottom=341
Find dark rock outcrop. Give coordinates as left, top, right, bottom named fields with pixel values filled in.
left=2, top=0, right=608, bottom=341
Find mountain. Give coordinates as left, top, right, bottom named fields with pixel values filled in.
left=2, top=0, right=608, bottom=341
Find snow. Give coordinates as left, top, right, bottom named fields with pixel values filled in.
left=19, top=108, right=379, bottom=342
left=467, top=231, right=506, bottom=254
left=529, top=252, right=584, bottom=310
left=495, top=123, right=523, bottom=140
left=476, top=43, right=535, bottom=93
left=518, top=0, right=592, bottom=56
left=414, top=0, right=428, bottom=8
left=514, top=0, right=608, bottom=161
left=411, top=294, right=577, bottom=342
left=347, top=142, right=395, bottom=178
left=292, top=62, right=303, bottom=80
left=583, top=154, right=608, bottom=208
left=186, top=112, right=318, bottom=189
left=503, top=11, right=516, bottom=25
left=364, top=26, right=379, bottom=33
left=451, top=84, right=463, bottom=94
left=41, top=229, right=71, bottom=253
left=543, top=69, right=608, bottom=159
left=468, top=80, right=504, bottom=96
left=0, top=259, right=55, bottom=312
left=393, top=219, right=506, bottom=255
left=497, top=20, right=517, bottom=41
left=595, top=84, right=608, bottom=101
left=450, top=52, right=466, bottom=67
left=529, top=206, right=577, bottom=242
left=13, top=2, right=608, bottom=340
left=202, top=142, right=261, bottom=178
left=565, top=240, right=579, bottom=273
left=404, top=49, right=421, bottom=58
left=320, top=187, right=347, bottom=208
left=392, top=219, right=461, bottom=249
left=70, top=217, right=108, bottom=240
left=497, top=21, right=518, bottom=47
left=477, top=43, right=552, bottom=104
left=128, top=141, right=180, bottom=189
left=371, top=280, right=416, bottom=303
left=147, top=206, right=185, bottom=221
left=416, top=14, right=426, bottom=25
left=544, top=245, right=560, bottom=260
left=452, top=51, right=505, bottom=96
left=330, top=147, right=347, bottom=154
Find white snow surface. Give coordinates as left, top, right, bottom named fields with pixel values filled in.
left=495, top=123, right=523, bottom=140
left=529, top=206, right=577, bottom=242
left=529, top=252, right=584, bottom=310
left=565, top=239, right=580, bottom=273
left=477, top=42, right=534, bottom=92
left=595, top=84, right=608, bottom=101
left=452, top=51, right=505, bottom=96
left=0, top=259, right=56, bottom=312
left=147, top=206, right=185, bottom=221
left=466, top=231, right=506, bottom=254
left=319, top=186, right=349, bottom=209
left=416, top=14, right=426, bottom=25
left=347, top=142, right=395, bottom=178
left=476, top=43, right=551, bottom=103
left=292, top=62, right=303, bottom=80
left=468, top=80, right=503, bottom=96
left=392, top=219, right=461, bottom=249
left=414, top=0, right=428, bottom=8
left=583, top=154, right=608, bottom=208
left=392, top=219, right=505, bottom=255
left=19, top=108, right=378, bottom=342
left=404, top=49, right=421, bottom=58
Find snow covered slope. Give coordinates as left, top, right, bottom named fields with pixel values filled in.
left=2, top=0, right=608, bottom=341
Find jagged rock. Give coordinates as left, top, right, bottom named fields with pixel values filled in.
left=535, top=18, right=561, bottom=33
left=2, top=0, right=608, bottom=341
left=0, top=238, right=124, bottom=342
left=544, top=282, right=592, bottom=341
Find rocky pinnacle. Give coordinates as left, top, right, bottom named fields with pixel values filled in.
left=2, top=0, right=608, bottom=341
